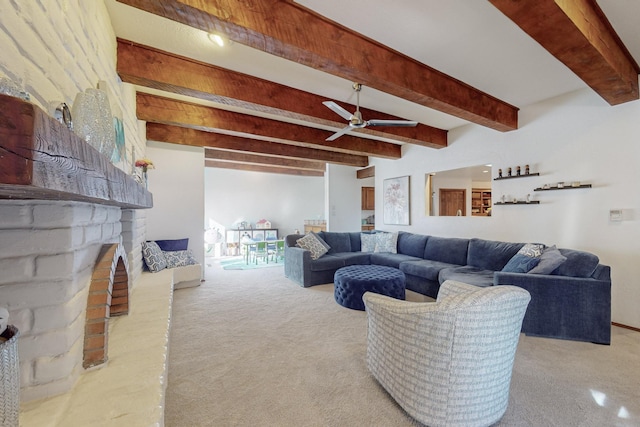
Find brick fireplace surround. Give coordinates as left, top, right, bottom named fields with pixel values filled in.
left=0, top=95, right=172, bottom=424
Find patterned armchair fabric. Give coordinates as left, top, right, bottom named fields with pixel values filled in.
left=363, top=280, right=531, bottom=427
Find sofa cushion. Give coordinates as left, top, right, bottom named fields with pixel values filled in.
left=309, top=254, right=345, bottom=272
left=142, top=241, right=167, bottom=273
left=320, top=232, right=352, bottom=254
left=502, top=253, right=540, bottom=273
left=553, top=249, right=599, bottom=278
left=438, top=266, right=495, bottom=288
left=155, top=238, right=189, bottom=252
left=348, top=232, right=363, bottom=252
left=296, top=232, right=331, bottom=260
left=370, top=252, right=421, bottom=269
left=332, top=252, right=372, bottom=266
left=467, top=238, right=524, bottom=271
left=518, top=243, right=545, bottom=258
left=529, top=245, right=567, bottom=275
left=374, top=231, right=398, bottom=253
left=400, top=259, right=462, bottom=282
left=423, top=236, right=469, bottom=265
left=163, top=249, right=199, bottom=268
left=361, top=233, right=377, bottom=252
left=397, top=232, right=429, bottom=258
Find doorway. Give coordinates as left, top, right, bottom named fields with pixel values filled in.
left=439, top=189, right=466, bottom=216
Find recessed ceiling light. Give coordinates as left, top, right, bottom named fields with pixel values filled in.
left=208, top=33, right=225, bottom=47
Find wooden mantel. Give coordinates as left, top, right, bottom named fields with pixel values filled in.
left=0, top=94, right=152, bottom=209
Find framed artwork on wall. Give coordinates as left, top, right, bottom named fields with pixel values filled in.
left=383, top=175, right=411, bottom=225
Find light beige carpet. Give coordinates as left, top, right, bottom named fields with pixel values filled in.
left=165, top=261, right=640, bottom=426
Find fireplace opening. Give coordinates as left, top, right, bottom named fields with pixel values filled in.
left=83, top=243, right=130, bottom=369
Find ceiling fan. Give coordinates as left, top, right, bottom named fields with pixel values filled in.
left=322, top=83, right=418, bottom=141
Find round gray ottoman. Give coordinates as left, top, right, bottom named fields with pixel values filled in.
left=334, top=265, right=406, bottom=310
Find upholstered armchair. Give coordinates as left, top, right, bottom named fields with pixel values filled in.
left=363, top=280, right=530, bottom=427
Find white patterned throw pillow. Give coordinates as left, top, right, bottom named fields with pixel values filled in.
left=163, top=250, right=199, bottom=268
left=142, top=241, right=167, bottom=272
left=374, top=232, right=398, bottom=253
left=296, top=232, right=331, bottom=260
left=518, top=243, right=545, bottom=258
left=361, top=233, right=377, bottom=252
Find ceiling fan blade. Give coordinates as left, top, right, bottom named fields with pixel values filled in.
left=325, top=125, right=352, bottom=141
left=322, top=101, right=353, bottom=121
left=367, top=119, right=418, bottom=127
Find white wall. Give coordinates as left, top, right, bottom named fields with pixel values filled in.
left=327, top=164, right=363, bottom=231
left=204, top=167, right=324, bottom=237
left=145, top=141, right=205, bottom=266
left=372, top=88, right=640, bottom=328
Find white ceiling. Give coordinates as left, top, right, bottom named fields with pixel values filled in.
left=105, top=0, right=640, bottom=133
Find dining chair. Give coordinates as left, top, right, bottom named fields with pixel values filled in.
left=271, top=240, right=286, bottom=263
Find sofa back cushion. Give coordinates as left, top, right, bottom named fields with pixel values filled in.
left=553, top=249, right=600, bottom=277
left=424, top=236, right=469, bottom=265
left=319, top=232, right=352, bottom=254
left=397, top=232, right=429, bottom=258
left=348, top=232, right=363, bottom=252
left=467, top=238, right=524, bottom=271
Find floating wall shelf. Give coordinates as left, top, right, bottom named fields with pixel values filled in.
left=494, top=201, right=540, bottom=205
left=534, top=184, right=592, bottom=191
left=494, top=173, right=540, bottom=181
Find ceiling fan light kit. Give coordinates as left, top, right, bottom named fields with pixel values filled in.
left=323, top=83, right=418, bottom=141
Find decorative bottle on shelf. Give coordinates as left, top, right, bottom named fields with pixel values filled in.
left=498, top=169, right=502, bottom=178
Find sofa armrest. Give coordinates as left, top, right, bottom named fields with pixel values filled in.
left=284, top=245, right=313, bottom=287
left=493, top=271, right=611, bottom=344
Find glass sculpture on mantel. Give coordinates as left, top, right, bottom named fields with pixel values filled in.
left=0, top=76, right=30, bottom=101
left=71, top=88, right=116, bottom=160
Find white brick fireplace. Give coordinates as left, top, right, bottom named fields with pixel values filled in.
left=0, top=200, right=146, bottom=402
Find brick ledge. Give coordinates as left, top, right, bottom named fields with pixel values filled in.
left=19, top=269, right=174, bottom=426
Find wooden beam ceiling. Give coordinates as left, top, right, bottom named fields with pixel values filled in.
left=117, top=40, right=448, bottom=148
left=356, top=166, right=375, bottom=179
left=146, top=123, right=369, bottom=167
left=489, top=0, right=639, bottom=105
left=205, top=159, right=324, bottom=177
left=136, top=93, right=401, bottom=159
left=115, top=1, right=519, bottom=131
left=205, top=148, right=326, bottom=172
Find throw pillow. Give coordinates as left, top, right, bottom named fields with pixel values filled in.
left=518, top=243, right=545, bottom=258
left=502, top=253, right=540, bottom=273
left=164, top=249, right=199, bottom=268
left=374, top=232, right=398, bottom=253
left=361, top=233, right=377, bottom=252
left=142, top=241, right=167, bottom=272
left=296, top=232, right=331, bottom=260
left=528, top=245, right=568, bottom=274
left=155, top=238, right=189, bottom=252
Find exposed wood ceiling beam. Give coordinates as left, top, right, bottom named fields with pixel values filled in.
left=146, top=123, right=369, bottom=167
left=489, top=0, right=639, bottom=105
left=115, top=2, right=518, bottom=131
left=136, top=93, right=401, bottom=159
left=205, top=159, right=324, bottom=177
left=117, top=40, right=447, bottom=148
left=206, top=148, right=326, bottom=172
left=356, top=166, right=375, bottom=179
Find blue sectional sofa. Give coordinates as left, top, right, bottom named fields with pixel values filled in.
left=284, top=231, right=612, bottom=344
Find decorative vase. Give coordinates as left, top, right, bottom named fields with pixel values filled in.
left=71, top=88, right=115, bottom=160
left=143, top=169, right=148, bottom=189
